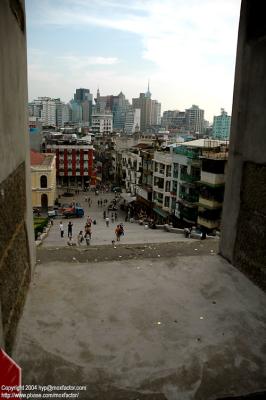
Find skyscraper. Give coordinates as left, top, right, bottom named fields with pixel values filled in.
left=40, top=97, right=57, bottom=125
left=69, top=99, right=82, bottom=123
left=185, top=105, right=204, bottom=135
left=132, top=83, right=161, bottom=132
left=212, top=108, right=231, bottom=139
left=73, top=88, right=93, bottom=125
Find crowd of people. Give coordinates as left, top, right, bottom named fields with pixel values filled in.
left=56, top=189, right=125, bottom=246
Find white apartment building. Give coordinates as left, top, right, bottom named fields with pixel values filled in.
left=122, top=151, right=142, bottom=195
left=40, top=98, right=57, bottom=125
left=29, top=97, right=70, bottom=127
left=153, top=151, right=174, bottom=214
left=91, top=113, right=113, bottom=136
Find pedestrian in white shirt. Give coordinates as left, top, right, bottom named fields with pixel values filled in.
left=59, top=221, right=64, bottom=238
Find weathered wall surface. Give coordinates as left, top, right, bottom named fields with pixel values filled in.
left=220, top=0, right=266, bottom=290
left=0, top=0, right=35, bottom=353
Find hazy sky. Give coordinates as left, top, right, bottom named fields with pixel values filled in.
left=26, top=0, right=241, bottom=121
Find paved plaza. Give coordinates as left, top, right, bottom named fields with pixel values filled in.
left=43, top=191, right=192, bottom=247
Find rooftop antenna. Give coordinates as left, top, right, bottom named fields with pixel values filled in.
left=146, top=79, right=151, bottom=98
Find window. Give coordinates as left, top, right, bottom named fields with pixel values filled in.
left=40, top=175, right=47, bottom=188
left=165, top=180, right=171, bottom=192
left=166, top=165, right=172, bottom=177
left=164, top=196, right=170, bottom=207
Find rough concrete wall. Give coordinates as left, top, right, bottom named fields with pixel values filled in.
left=0, top=0, right=35, bottom=353
left=220, top=0, right=266, bottom=289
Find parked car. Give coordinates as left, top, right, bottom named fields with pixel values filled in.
left=48, top=209, right=61, bottom=218
left=63, top=207, right=84, bottom=218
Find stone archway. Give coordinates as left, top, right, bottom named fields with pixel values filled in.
left=41, top=193, right=48, bottom=209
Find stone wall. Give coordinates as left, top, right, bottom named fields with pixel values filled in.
left=0, top=0, right=35, bottom=353
left=220, top=0, right=266, bottom=290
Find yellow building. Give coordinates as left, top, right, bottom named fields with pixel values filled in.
left=30, top=150, right=56, bottom=208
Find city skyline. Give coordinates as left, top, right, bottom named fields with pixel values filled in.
left=26, top=0, right=241, bottom=120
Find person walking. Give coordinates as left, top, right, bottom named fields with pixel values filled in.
left=119, top=223, right=124, bottom=237
left=105, top=216, right=110, bottom=227
left=85, top=224, right=92, bottom=239
left=67, top=221, right=73, bottom=238
left=115, top=225, right=122, bottom=241
left=59, top=221, right=64, bottom=238
left=77, top=231, right=84, bottom=246
left=115, top=212, right=117, bottom=221
left=103, top=210, right=106, bottom=219
left=111, top=213, right=114, bottom=223
left=85, top=232, right=90, bottom=246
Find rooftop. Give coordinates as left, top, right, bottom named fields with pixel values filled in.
left=178, top=139, right=229, bottom=149
left=30, top=150, right=54, bottom=167
left=13, top=242, right=266, bottom=399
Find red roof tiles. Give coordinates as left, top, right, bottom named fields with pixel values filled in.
left=30, top=150, right=46, bottom=166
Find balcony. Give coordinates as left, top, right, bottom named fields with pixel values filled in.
left=154, top=198, right=163, bottom=205
left=154, top=170, right=165, bottom=178
left=180, top=207, right=198, bottom=223
left=180, top=193, right=199, bottom=203
left=153, top=185, right=164, bottom=193
left=201, top=150, right=228, bottom=160
left=180, top=173, right=199, bottom=183
left=200, top=171, right=225, bottom=186
left=187, top=158, right=201, bottom=167
left=197, top=216, right=220, bottom=229
left=198, top=195, right=222, bottom=209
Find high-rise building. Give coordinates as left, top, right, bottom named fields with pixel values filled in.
left=41, top=98, right=57, bottom=126
left=94, top=89, right=114, bottom=113
left=161, top=110, right=186, bottom=130
left=132, top=84, right=161, bottom=132
left=185, top=105, right=204, bottom=135
left=73, top=88, right=93, bottom=125
left=124, top=107, right=141, bottom=134
left=74, top=88, right=92, bottom=103
left=113, top=92, right=130, bottom=131
left=56, top=103, right=70, bottom=127
left=94, top=90, right=138, bottom=133
left=69, top=100, right=83, bottom=123
left=91, top=113, right=113, bottom=136
left=212, top=108, right=231, bottom=139
left=29, top=97, right=70, bottom=127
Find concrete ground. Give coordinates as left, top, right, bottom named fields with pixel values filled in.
left=13, top=243, right=266, bottom=400
left=43, top=191, right=195, bottom=247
